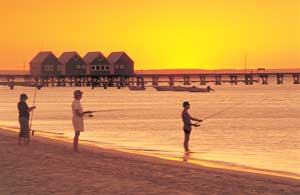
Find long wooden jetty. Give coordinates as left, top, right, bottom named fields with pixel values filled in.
left=0, top=71, right=299, bottom=89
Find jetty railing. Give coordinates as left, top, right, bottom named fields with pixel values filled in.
left=0, top=72, right=299, bottom=89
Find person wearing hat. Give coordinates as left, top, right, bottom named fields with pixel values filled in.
left=181, top=101, right=202, bottom=153
left=72, top=90, right=92, bottom=152
left=17, top=93, right=36, bottom=145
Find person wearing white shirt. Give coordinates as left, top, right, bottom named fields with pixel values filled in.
left=72, top=90, right=92, bottom=152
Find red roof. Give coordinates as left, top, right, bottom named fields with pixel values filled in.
left=30, top=51, right=57, bottom=64
left=59, top=52, right=81, bottom=64
left=107, top=52, right=133, bottom=65
left=83, top=52, right=109, bottom=65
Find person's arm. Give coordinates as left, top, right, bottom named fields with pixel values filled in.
left=183, top=113, right=199, bottom=127
left=83, top=111, right=93, bottom=114
left=75, top=110, right=92, bottom=117
left=191, top=117, right=203, bottom=122
left=188, top=113, right=203, bottom=122
left=28, top=106, right=36, bottom=112
left=75, top=109, right=84, bottom=117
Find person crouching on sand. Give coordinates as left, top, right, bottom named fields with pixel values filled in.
left=181, top=101, right=202, bottom=153
left=72, top=90, right=92, bottom=152
left=18, top=93, right=36, bottom=145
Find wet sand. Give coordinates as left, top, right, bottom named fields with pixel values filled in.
left=0, top=128, right=299, bottom=195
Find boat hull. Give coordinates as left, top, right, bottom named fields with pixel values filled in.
left=154, top=86, right=188, bottom=91
left=128, top=86, right=146, bottom=91
left=189, top=87, right=211, bottom=92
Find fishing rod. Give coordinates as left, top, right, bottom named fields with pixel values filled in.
left=29, top=88, right=37, bottom=142
left=89, top=109, right=130, bottom=113
left=194, top=101, right=246, bottom=125
left=86, top=109, right=128, bottom=117
left=31, top=129, right=64, bottom=135
left=203, top=102, right=245, bottom=120
left=195, top=97, right=269, bottom=126
left=87, top=109, right=134, bottom=117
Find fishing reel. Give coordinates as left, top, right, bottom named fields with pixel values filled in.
left=195, top=121, right=202, bottom=127
left=86, top=111, right=94, bottom=117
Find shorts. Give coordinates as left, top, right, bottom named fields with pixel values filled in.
left=183, top=129, right=191, bottom=134
left=19, top=117, right=30, bottom=138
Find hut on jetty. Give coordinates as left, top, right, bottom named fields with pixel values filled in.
left=30, top=51, right=61, bottom=77
left=59, top=52, right=86, bottom=76
left=29, top=51, right=135, bottom=78
left=107, top=52, right=134, bottom=76
left=83, top=52, right=113, bottom=75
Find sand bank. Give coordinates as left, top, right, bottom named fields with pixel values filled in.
left=0, top=128, right=299, bottom=195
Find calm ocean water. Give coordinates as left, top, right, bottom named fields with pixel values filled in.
left=0, top=81, right=299, bottom=177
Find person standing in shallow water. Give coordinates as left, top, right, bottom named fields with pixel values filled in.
left=181, top=101, right=202, bottom=153
left=18, top=93, right=36, bottom=145
left=72, top=90, right=92, bottom=152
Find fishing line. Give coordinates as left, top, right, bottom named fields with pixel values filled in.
left=199, top=96, right=269, bottom=123
left=193, top=101, right=245, bottom=126
left=202, top=101, right=245, bottom=121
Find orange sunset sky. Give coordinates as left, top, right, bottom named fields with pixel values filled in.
left=0, top=0, right=299, bottom=70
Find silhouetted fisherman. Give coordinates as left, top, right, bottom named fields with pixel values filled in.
left=181, top=101, right=202, bottom=153
left=17, top=93, right=36, bottom=145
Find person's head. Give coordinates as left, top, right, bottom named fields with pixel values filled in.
left=20, top=93, right=28, bottom=102
left=183, top=101, right=190, bottom=109
left=74, top=90, right=83, bottom=100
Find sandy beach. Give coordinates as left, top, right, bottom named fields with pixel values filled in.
left=0, top=128, right=299, bottom=195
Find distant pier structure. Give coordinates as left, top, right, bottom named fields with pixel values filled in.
left=0, top=51, right=300, bottom=89
left=133, top=71, right=300, bottom=87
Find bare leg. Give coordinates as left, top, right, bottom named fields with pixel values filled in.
left=184, top=133, right=190, bottom=152
left=73, top=131, right=80, bottom=152
left=26, top=129, right=30, bottom=144
left=18, top=136, right=21, bottom=145
left=23, top=138, right=27, bottom=145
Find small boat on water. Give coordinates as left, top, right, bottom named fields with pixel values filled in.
left=154, top=86, right=172, bottom=91
left=188, top=86, right=214, bottom=92
left=172, top=86, right=189, bottom=91
left=154, top=85, right=214, bottom=92
left=128, top=86, right=146, bottom=91
left=154, top=86, right=188, bottom=91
